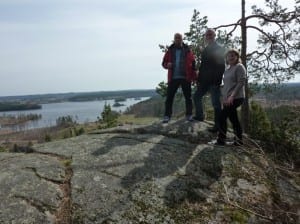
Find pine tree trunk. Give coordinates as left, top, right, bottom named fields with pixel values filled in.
left=241, top=0, right=250, bottom=133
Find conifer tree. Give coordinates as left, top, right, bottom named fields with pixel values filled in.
left=214, top=0, right=300, bottom=131
left=99, top=103, right=119, bottom=128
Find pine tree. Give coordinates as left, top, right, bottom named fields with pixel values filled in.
left=214, top=0, right=300, bottom=131
left=99, top=103, right=119, bottom=128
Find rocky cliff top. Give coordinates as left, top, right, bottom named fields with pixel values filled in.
left=0, top=119, right=299, bottom=223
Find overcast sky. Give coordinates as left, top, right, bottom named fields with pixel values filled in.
left=0, top=0, right=298, bottom=96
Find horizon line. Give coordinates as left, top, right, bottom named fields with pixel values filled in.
left=0, top=88, right=157, bottom=98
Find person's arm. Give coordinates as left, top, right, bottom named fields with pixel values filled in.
left=230, top=64, right=246, bottom=98
left=215, top=47, right=226, bottom=85
left=162, top=50, right=171, bottom=69
left=188, top=51, right=197, bottom=82
left=224, top=64, right=246, bottom=105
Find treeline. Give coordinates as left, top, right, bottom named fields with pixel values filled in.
left=125, top=94, right=212, bottom=119
left=69, top=90, right=157, bottom=102
left=0, top=113, right=41, bottom=125
left=0, top=90, right=157, bottom=104
left=0, top=103, right=42, bottom=112
left=253, top=83, right=300, bottom=100
left=124, top=96, right=163, bottom=117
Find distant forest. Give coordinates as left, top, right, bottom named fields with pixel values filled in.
left=253, top=83, right=300, bottom=100
left=0, top=83, right=298, bottom=110
left=0, top=103, right=41, bottom=112
left=68, top=90, right=157, bottom=102
left=0, top=89, right=158, bottom=104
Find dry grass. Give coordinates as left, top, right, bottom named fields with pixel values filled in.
left=0, top=115, right=157, bottom=152
left=0, top=124, right=91, bottom=152
left=117, top=114, right=158, bottom=125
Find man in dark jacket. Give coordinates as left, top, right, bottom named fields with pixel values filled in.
left=161, top=33, right=197, bottom=123
left=193, top=29, right=225, bottom=132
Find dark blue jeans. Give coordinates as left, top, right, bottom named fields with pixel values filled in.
left=193, top=84, right=221, bottom=127
left=164, top=79, right=192, bottom=117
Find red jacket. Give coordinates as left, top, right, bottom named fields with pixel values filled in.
left=162, top=43, right=197, bottom=83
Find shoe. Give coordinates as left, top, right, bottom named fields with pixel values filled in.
left=208, top=139, right=225, bottom=146
left=186, top=115, right=193, bottom=122
left=216, top=138, right=225, bottom=145
left=162, top=116, right=170, bottom=123
left=192, top=116, right=204, bottom=122
left=208, top=127, right=218, bottom=133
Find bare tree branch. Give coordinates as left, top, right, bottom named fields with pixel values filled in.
left=214, top=21, right=241, bottom=42
left=247, top=49, right=267, bottom=58
left=249, top=25, right=294, bottom=63
left=246, top=25, right=274, bottom=42
left=246, top=13, right=295, bottom=49
left=213, top=22, right=240, bottom=30
left=245, top=12, right=297, bottom=24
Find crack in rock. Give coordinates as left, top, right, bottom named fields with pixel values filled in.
left=24, top=167, right=64, bottom=185
left=28, top=151, right=74, bottom=224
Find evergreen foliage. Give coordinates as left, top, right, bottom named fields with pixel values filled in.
left=75, top=127, right=85, bottom=136
left=249, top=101, right=272, bottom=140
left=98, top=103, right=119, bottom=128
left=0, top=103, right=41, bottom=112
left=125, top=96, right=164, bottom=118
left=183, top=10, right=208, bottom=67
left=266, top=106, right=300, bottom=166
left=56, top=115, right=77, bottom=127
left=155, top=81, right=168, bottom=98
left=44, top=134, right=51, bottom=142
left=249, top=102, right=300, bottom=166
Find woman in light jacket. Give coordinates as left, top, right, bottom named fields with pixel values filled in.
left=215, top=49, right=246, bottom=146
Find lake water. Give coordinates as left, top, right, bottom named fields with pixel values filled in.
left=0, top=97, right=149, bottom=131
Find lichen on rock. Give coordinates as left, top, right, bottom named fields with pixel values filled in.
left=1, top=119, right=299, bottom=223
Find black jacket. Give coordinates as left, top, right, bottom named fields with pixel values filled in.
left=198, top=42, right=225, bottom=85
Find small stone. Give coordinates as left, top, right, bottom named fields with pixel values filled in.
left=93, top=176, right=102, bottom=182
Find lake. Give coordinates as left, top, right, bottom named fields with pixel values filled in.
left=0, top=97, right=149, bottom=131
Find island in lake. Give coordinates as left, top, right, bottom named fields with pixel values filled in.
left=0, top=103, right=42, bottom=112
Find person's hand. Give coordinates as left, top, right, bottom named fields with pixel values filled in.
left=224, top=96, right=234, bottom=106
left=167, top=62, right=172, bottom=69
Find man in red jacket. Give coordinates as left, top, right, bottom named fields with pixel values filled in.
left=161, top=33, right=197, bottom=123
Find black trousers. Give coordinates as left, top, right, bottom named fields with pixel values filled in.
left=218, top=98, right=244, bottom=141
left=164, top=79, right=192, bottom=117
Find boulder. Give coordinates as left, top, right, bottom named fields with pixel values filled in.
left=0, top=119, right=299, bottom=223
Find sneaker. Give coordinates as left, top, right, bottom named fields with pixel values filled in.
left=192, top=116, right=204, bottom=122
left=162, top=116, right=170, bottom=123
left=208, top=139, right=225, bottom=146
left=216, top=138, right=225, bottom=145
left=186, top=115, right=193, bottom=122
left=208, top=126, right=218, bottom=133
